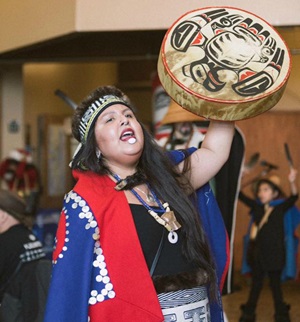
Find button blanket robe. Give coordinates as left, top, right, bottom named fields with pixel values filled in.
left=44, top=147, right=229, bottom=322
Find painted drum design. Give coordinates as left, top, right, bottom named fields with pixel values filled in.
left=158, top=7, right=291, bottom=121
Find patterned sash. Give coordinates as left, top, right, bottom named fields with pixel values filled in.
left=158, top=286, right=210, bottom=321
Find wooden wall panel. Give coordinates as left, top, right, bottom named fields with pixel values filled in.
left=234, top=111, right=300, bottom=275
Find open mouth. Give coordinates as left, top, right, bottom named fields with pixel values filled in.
left=120, top=129, right=135, bottom=141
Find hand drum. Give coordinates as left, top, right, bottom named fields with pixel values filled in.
left=157, top=7, right=291, bottom=121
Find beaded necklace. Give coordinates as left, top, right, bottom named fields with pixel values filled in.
left=112, top=174, right=181, bottom=244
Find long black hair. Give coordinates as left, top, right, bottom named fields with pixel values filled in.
left=71, top=85, right=218, bottom=298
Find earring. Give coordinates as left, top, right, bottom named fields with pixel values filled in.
left=96, top=148, right=101, bottom=160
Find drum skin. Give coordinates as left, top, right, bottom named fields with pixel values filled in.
left=158, top=7, right=291, bottom=121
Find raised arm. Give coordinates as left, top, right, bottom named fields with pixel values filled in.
left=288, top=167, right=298, bottom=196
left=276, top=168, right=298, bottom=214
left=180, top=120, right=235, bottom=190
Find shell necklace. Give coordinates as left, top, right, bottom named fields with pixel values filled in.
left=113, top=174, right=181, bottom=244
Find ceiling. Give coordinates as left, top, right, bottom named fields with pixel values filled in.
left=0, top=30, right=167, bottom=64
left=0, top=26, right=299, bottom=66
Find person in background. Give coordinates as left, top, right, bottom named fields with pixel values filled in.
left=156, top=99, right=206, bottom=151
left=238, top=168, right=298, bottom=322
left=0, top=148, right=42, bottom=225
left=0, top=189, right=51, bottom=322
left=44, top=85, right=236, bottom=322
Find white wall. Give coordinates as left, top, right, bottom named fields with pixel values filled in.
left=0, top=1, right=299, bottom=53
left=0, top=1, right=75, bottom=53
left=77, top=0, right=300, bottom=30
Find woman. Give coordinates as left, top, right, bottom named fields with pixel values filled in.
left=239, top=169, right=298, bottom=322
left=44, top=85, right=235, bottom=322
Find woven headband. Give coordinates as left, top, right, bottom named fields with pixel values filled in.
left=79, top=95, right=130, bottom=143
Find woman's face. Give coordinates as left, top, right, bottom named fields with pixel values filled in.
left=257, top=182, right=278, bottom=204
left=94, top=104, right=144, bottom=168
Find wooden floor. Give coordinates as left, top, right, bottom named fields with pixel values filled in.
left=222, top=273, right=300, bottom=322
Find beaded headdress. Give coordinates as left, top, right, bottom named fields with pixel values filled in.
left=79, top=94, right=131, bottom=143
left=70, top=94, right=131, bottom=167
